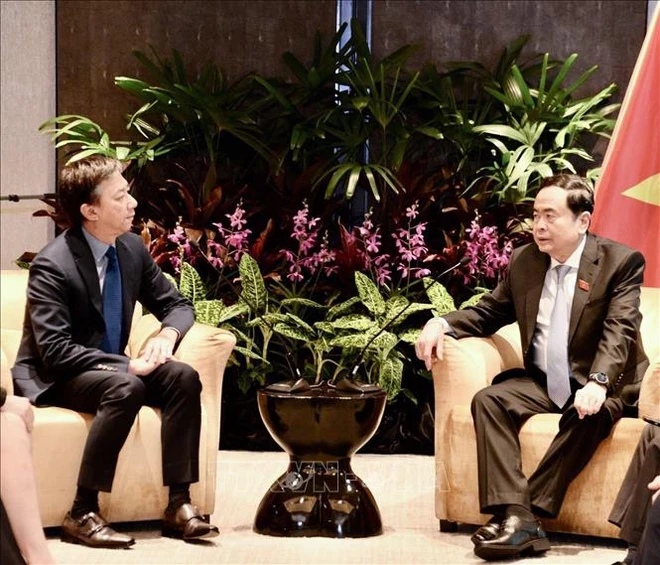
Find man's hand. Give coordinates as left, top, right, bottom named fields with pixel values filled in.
left=648, top=475, right=660, bottom=505
left=140, top=328, right=178, bottom=365
left=128, top=357, right=160, bottom=376
left=574, top=381, right=607, bottom=419
left=0, top=395, right=34, bottom=432
left=415, top=318, right=447, bottom=370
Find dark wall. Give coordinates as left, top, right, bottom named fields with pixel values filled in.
left=57, top=0, right=337, bottom=138
left=372, top=0, right=647, bottom=100
left=57, top=0, right=648, bottom=140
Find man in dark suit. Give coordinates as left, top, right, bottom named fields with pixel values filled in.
left=11, top=156, right=219, bottom=548
left=609, top=423, right=660, bottom=565
left=416, top=174, right=648, bottom=561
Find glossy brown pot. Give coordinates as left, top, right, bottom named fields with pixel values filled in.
left=253, top=381, right=387, bottom=538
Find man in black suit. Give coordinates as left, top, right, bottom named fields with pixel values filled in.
left=11, top=156, right=219, bottom=548
left=416, top=174, right=648, bottom=561
left=609, top=423, right=660, bottom=565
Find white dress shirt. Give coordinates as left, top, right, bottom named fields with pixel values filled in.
left=532, top=236, right=587, bottom=374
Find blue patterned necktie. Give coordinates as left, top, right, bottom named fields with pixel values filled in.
left=99, top=246, right=123, bottom=354
left=546, top=265, right=571, bottom=407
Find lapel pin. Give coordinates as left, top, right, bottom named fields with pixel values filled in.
left=578, top=279, right=590, bottom=291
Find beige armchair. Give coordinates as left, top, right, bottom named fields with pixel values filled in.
left=432, top=287, right=659, bottom=538
left=0, top=269, right=236, bottom=527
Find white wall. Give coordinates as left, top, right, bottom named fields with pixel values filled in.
left=0, top=0, right=56, bottom=269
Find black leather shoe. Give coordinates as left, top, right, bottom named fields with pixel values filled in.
left=474, top=515, right=550, bottom=560
left=471, top=520, right=500, bottom=545
left=163, top=503, right=219, bottom=541
left=61, top=512, right=135, bottom=549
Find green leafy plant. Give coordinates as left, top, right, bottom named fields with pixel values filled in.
left=466, top=51, right=618, bottom=203
left=115, top=47, right=274, bottom=201
left=39, top=114, right=180, bottom=166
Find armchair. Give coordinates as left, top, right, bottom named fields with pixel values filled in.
left=432, top=287, right=659, bottom=537
left=0, top=269, right=236, bottom=527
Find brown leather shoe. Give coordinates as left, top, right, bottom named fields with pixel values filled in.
left=163, top=503, right=219, bottom=541
left=61, top=512, right=135, bottom=549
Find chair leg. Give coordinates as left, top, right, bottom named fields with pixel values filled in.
left=439, top=519, right=458, bottom=532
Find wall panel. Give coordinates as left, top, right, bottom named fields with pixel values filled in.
left=372, top=0, right=646, bottom=101
left=57, top=0, right=337, bottom=139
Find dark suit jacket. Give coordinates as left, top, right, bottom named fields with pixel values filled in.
left=444, top=233, right=648, bottom=409
left=11, top=227, right=194, bottom=403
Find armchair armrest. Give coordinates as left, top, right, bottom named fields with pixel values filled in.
left=175, top=323, right=237, bottom=410
left=431, top=323, right=522, bottom=518
left=432, top=335, right=508, bottom=432
left=639, top=356, right=660, bottom=424
left=127, top=314, right=236, bottom=414
left=432, top=322, right=523, bottom=432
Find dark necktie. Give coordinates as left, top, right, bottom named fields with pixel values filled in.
left=99, top=246, right=123, bottom=354
left=546, top=265, right=571, bottom=407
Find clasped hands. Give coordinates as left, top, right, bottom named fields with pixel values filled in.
left=415, top=318, right=607, bottom=417
left=128, top=328, right=178, bottom=376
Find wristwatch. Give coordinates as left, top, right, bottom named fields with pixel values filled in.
left=588, top=372, right=610, bottom=389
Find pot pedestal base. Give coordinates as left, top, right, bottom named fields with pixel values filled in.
left=254, top=458, right=382, bottom=538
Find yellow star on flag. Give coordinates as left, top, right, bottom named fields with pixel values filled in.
left=622, top=173, right=660, bottom=207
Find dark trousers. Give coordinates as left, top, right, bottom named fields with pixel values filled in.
left=471, top=370, right=623, bottom=517
left=609, top=424, right=660, bottom=546
left=635, top=498, right=660, bottom=565
left=44, top=360, right=201, bottom=492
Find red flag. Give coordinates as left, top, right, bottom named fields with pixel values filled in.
left=591, top=10, right=660, bottom=288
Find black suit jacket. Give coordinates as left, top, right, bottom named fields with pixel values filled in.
left=11, top=227, right=194, bottom=403
left=444, top=233, right=648, bottom=409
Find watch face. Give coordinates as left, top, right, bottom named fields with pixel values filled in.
left=591, top=373, right=608, bottom=385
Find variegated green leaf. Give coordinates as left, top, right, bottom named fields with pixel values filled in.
left=384, top=295, right=409, bottom=321
left=384, top=298, right=434, bottom=326
left=280, top=298, right=326, bottom=309
left=327, top=296, right=361, bottom=320
left=179, top=262, right=206, bottom=304
left=222, top=324, right=251, bottom=344
left=238, top=254, right=267, bottom=314
left=273, top=322, right=313, bottom=342
left=423, top=278, right=455, bottom=315
left=398, top=327, right=422, bottom=343
left=246, top=312, right=288, bottom=328
left=215, top=302, right=250, bottom=323
left=328, top=332, right=371, bottom=349
left=194, top=300, right=226, bottom=327
left=354, top=272, right=386, bottom=315
left=285, top=313, right=315, bottom=334
left=314, top=321, right=336, bottom=334
left=331, top=314, right=377, bottom=331
left=232, top=345, right=270, bottom=364
left=378, top=357, right=403, bottom=400
left=368, top=331, right=398, bottom=361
